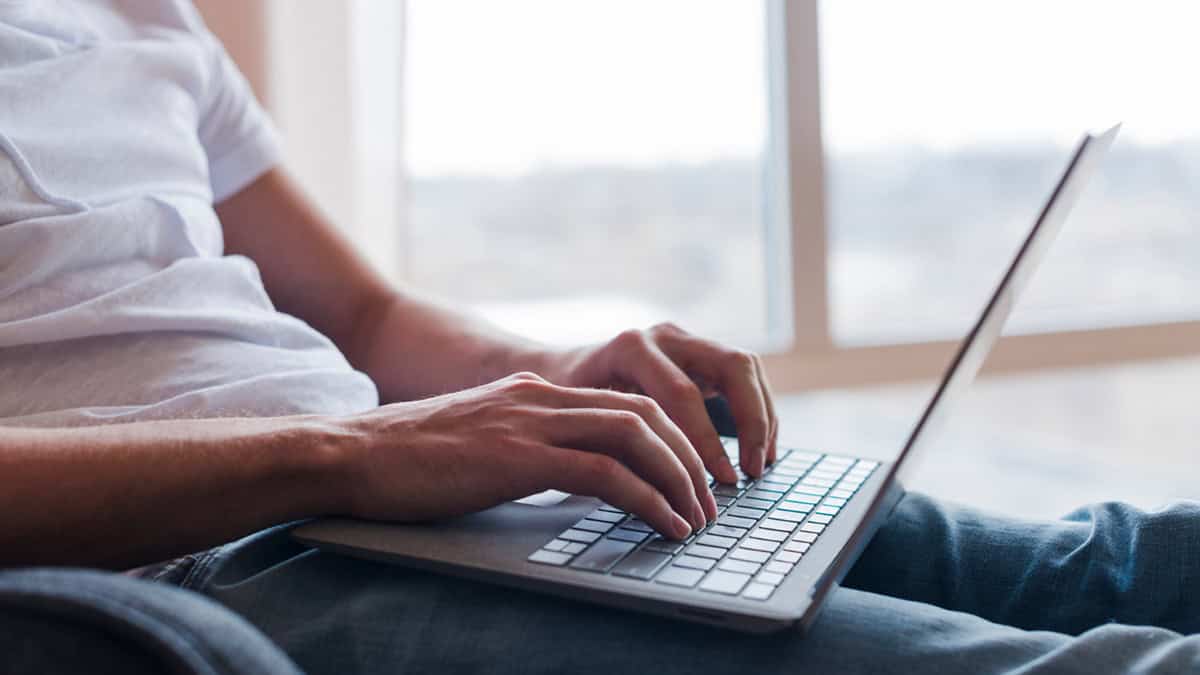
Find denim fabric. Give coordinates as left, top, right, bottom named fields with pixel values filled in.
left=189, top=493, right=1200, bottom=675
left=6, top=493, right=1200, bottom=674
left=0, top=568, right=300, bottom=675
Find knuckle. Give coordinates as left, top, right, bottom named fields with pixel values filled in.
left=650, top=321, right=684, bottom=337
left=612, top=409, right=648, bottom=434
left=509, top=371, right=545, bottom=382
left=611, top=328, right=649, bottom=355
left=626, top=393, right=661, bottom=416
left=725, top=348, right=756, bottom=371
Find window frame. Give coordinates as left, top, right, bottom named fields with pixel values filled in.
left=760, top=0, right=1200, bottom=391
left=213, top=0, right=1200, bottom=393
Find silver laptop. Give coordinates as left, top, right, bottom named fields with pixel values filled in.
left=293, top=125, right=1119, bottom=634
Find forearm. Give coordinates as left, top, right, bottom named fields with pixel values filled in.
left=0, top=417, right=352, bottom=569
left=352, top=290, right=557, bottom=402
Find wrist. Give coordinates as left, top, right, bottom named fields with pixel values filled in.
left=269, top=415, right=365, bottom=517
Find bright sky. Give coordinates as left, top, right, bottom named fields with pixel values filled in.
left=401, top=0, right=1200, bottom=178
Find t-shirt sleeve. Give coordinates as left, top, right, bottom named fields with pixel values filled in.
left=192, top=26, right=282, bottom=203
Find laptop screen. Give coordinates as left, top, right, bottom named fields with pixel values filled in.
left=888, top=125, right=1120, bottom=488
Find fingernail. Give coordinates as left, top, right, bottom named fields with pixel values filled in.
left=671, top=512, right=693, bottom=540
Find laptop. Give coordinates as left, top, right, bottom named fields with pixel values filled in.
left=293, top=125, right=1120, bottom=634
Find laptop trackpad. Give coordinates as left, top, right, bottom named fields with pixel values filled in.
left=514, top=490, right=571, bottom=508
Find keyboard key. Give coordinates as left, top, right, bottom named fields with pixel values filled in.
left=622, top=519, right=654, bottom=533
left=775, top=503, right=813, bottom=516
left=708, top=524, right=748, bottom=539
left=759, top=518, right=797, bottom=532
left=687, top=544, right=727, bottom=560
left=742, top=582, right=776, bottom=600
left=794, top=486, right=828, bottom=497
left=801, top=477, right=836, bottom=488
left=746, top=489, right=783, bottom=502
left=756, top=571, right=785, bottom=586
left=612, top=549, right=672, bottom=580
left=831, top=489, right=854, bottom=499
left=528, top=550, right=573, bottom=565
left=713, top=484, right=742, bottom=497
left=858, top=460, right=880, bottom=470
left=562, top=542, right=587, bottom=554
left=792, top=531, right=818, bottom=543
left=718, top=558, right=762, bottom=575
left=559, top=529, right=601, bottom=544
left=799, top=522, right=826, bottom=534
left=815, top=505, right=840, bottom=516
left=718, top=514, right=757, bottom=529
left=544, top=539, right=568, bottom=552
left=785, top=493, right=821, bottom=505
left=574, top=519, right=615, bottom=534
left=808, top=513, right=833, bottom=525
left=598, top=504, right=625, bottom=513
left=587, top=510, right=626, bottom=524
left=824, top=497, right=848, bottom=508
left=714, top=495, right=735, bottom=507
left=741, top=538, right=781, bottom=553
left=728, top=506, right=767, bottom=520
left=569, top=538, right=636, bottom=572
left=740, top=498, right=776, bottom=511
left=674, top=554, right=716, bottom=571
left=697, top=534, right=738, bottom=549
left=783, top=541, right=811, bottom=554
left=750, top=528, right=788, bottom=543
left=657, top=565, right=705, bottom=588
left=608, top=529, right=650, bottom=544
left=765, top=560, right=794, bottom=575
left=770, top=509, right=808, bottom=523
left=775, top=550, right=802, bottom=564
left=643, top=537, right=685, bottom=555
left=699, top=570, right=751, bottom=595
left=729, top=547, right=771, bottom=564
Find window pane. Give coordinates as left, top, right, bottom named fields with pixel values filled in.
left=405, top=1, right=776, bottom=347
left=821, top=0, right=1200, bottom=345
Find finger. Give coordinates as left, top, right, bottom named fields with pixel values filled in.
left=533, top=444, right=693, bottom=540
left=615, top=337, right=738, bottom=485
left=544, top=409, right=706, bottom=531
left=752, top=355, right=779, bottom=465
left=654, top=333, right=770, bottom=478
left=547, top=386, right=717, bottom=522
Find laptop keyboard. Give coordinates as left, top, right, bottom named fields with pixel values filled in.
left=527, top=440, right=878, bottom=601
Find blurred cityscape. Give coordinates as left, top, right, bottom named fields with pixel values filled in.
left=407, top=142, right=1200, bottom=348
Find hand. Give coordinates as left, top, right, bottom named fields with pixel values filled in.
left=335, top=372, right=718, bottom=538
left=539, top=323, right=779, bottom=482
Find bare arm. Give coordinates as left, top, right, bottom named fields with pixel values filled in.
left=0, top=375, right=709, bottom=569
left=0, top=416, right=345, bottom=569
left=217, top=170, right=777, bottom=480
left=216, top=169, right=545, bottom=402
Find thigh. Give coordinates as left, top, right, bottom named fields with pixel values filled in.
left=196, top=526, right=1200, bottom=675
left=845, top=492, right=1200, bottom=635
left=0, top=568, right=299, bottom=675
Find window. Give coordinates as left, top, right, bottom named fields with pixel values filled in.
left=403, top=1, right=782, bottom=348
left=822, top=0, right=1200, bottom=346
left=250, top=0, right=1200, bottom=391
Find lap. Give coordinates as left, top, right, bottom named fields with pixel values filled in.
left=191, top=493, right=1200, bottom=675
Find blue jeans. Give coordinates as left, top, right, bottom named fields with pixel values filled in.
left=5, top=493, right=1200, bottom=674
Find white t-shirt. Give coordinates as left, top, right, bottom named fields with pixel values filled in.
left=0, top=0, right=380, bottom=426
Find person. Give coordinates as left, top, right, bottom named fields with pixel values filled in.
left=1, top=2, right=1198, bottom=673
